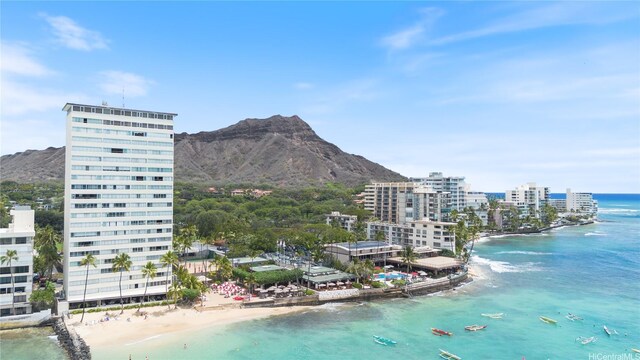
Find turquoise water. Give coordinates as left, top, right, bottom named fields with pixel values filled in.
left=98, top=194, right=640, bottom=360
left=4, top=194, right=639, bottom=359
left=0, top=327, right=67, bottom=360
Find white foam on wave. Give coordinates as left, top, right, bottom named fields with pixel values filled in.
left=125, top=334, right=162, bottom=346
left=495, top=251, right=553, bottom=255
left=585, top=232, right=607, bottom=237
left=312, top=302, right=348, bottom=312
left=598, top=208, right=639, bottom=214
left=470, top=255, right=543, bottom=273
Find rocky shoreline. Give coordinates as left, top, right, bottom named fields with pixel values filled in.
left=52, top=317, right=91, bottom=360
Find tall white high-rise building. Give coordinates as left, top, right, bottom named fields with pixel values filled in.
left=63, top=103, right=176, bottom=309
left=0, top=206, right=35, bottom=317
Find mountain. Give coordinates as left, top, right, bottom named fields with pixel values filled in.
left=0, top=115, right=406, bottom=187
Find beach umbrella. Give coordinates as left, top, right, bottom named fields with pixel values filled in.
left=328, top=282, right=336, bottom=287
left=337, top=281, right=344, bottom=286
left=318, top=284, right=327, bottom=288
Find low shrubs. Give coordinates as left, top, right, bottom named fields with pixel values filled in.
left=69, top=301, right=172, bottom=315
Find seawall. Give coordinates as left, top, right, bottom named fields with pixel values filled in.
left=53, top=317, right=91, bottom=360
left=242, top=272, right=469, bottom=309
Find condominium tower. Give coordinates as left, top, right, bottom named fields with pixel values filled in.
left=63, top=103, right=176, bottom=308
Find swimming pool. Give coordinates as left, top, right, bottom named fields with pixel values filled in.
left=375, top=273, right=407, bottom=280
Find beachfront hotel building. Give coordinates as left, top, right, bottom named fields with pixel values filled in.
left=566, top=188, right=598, bottom=214
left=62, top=103, right=176, bottom=309
left=0, top=206, right=35, bottom=317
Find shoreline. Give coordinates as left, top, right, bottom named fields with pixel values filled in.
left=71, top=304, right=311, bottom=354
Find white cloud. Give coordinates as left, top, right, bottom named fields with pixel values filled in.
left=99, top=71, right=154, bottom=97
left=40, top=13, right=109, bottom=51
left=430, top=3, right=636, bottom=46
left=293, top=82, right=314, bottom=90
left=0, top=42, right=53, bottom=77
left=0, top=79, right=87, bottom=116
left=380, top=7, right=444, bottom=50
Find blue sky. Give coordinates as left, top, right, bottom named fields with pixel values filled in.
left=1, top=2, right=639, bottom=193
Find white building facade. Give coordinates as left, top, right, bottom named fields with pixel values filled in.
left=412, top=172, right=468, bottom=210
left=505, top=182, right=550, bottom=217
left=0, top=206, right=35, bottom=317
left=566, top=188, right=598, bottom=214
left=325, top=212, right=358, bottom=232
left=367, top=220, right=456, bottom=253
left=63, top=103, right=176, bottom=308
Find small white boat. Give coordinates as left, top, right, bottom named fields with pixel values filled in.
left=464, top=324, right=487, bottom=331
left=373, top=335, right=397, bottom=346
left=439, top=349, right=462, bottom=360
left=539, top=316, right=557, bottom=324
left=481, top=313, right=504, bottom=319
left=603, top=325, right=618, bottom=336
left=565, top=313, right=583, bottom=321
left=576, top=336, right=597, bottom=345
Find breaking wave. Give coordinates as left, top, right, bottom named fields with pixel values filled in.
left=470, top=255, right=544, bottom=273
left=585, top=232, right=607, bottom=237
left=495, top=251, right=553, bottom=255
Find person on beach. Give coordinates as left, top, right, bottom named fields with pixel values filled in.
left=184, top=343, right=187, bottom=349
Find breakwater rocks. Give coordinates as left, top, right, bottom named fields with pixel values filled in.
left=53, top=317, right=91, bottom=360
left=242, top=272, right=469, bottom=309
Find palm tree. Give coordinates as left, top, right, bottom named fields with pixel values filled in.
left=79, top=253, right=97, bottom=323
left=139, top=261, right=157, bottom=311
left=346, top=233, right=356, bottom=263
left=160, top=251, right=179, bottom=308
left=347, top=259, right=363, bottom=283
left=245, top=273, right=257, bottom=295
left=374, top=230, right=386, bottom=265
left=34, top=226, right=61, bottom=278
left=112, top=253, right=132, bottom=314
left=1, top=249, right=19, bottom=315
left=179, top=225, right=198, bottom=265
left=216, top=256, right=232, bottom=281
left=400, top=246, right=417, bottom=274
left=362, top=259, right=375, bottom=284
left=167, top=282, right=183, bottom=309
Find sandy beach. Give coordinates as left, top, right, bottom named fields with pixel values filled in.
left=71, top=294, right=310, bottom=352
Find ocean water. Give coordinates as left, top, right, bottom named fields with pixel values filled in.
left=4, top=194, right=639, bottom=359
left=0, top=327, right=67, bottom=360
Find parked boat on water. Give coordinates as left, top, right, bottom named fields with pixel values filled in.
left=464, top=325, right=487, bottom=331
left=631, top=348, right=640, bottom=354
left=432, top=328, right=453, bottom=336
left=576, top=336, right=597, bottom=345
left=539, top=316, right=557, bottom=324
left=603, top=325, right=618, bottom=336
left=373, top=335, right=397, bottom=346
left=565, top=313, right=583, bottom=321
left=481, top=313, right=504, bottom=319
left=439, top=349, right=462, bottom=360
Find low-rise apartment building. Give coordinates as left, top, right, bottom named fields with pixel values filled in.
left=0, top=206, right=35, bottom=317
